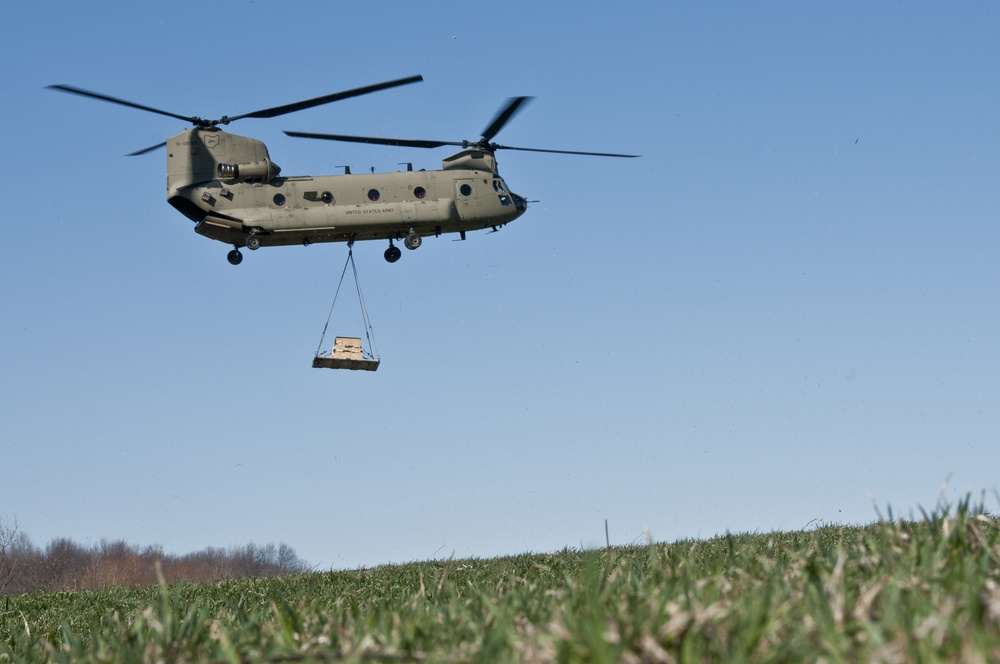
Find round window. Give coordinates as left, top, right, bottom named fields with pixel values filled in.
left=460, top=183, right=473, bottom=197
left=273, top=193, right=286, bottom=206
left=368, top=189, right=380, bottom=202
left=414, top=186, right=426, bottom=199
left=321, top=191, right=334, bottom=204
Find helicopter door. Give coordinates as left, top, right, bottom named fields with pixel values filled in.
left=455, top=179, right=478, bottom=221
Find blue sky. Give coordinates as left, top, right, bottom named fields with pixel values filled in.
left=2, top=2, right=999, bottom=570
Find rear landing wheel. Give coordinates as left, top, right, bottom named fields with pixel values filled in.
left=227, top=249, right=243, bottom=265
left=384, top=245, right=402, bottom=263
left=246, top=235, right=261, bottom=250
left=404, top=232, right=422, bottom=250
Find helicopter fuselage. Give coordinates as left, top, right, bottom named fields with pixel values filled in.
left=50, top=78, right=636, bottom=265
left=166, top=128, right=527, bottom=256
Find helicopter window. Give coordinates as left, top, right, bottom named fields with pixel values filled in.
left=273, top=194, right=286, bottom=206
left=368, top=188, right=380, bottom=202
left=321, top=191, right=334, bottom=204
left=414, top=186, right=426, bottom=199
left=460, top=183, right=473, bottom=197
left=493, top=179, right=506, bottom=193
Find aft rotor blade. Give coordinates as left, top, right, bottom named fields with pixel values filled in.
left=46, top=84, right=201, bottom=124
left=493, top=144, right=640, bottom=158
left=481, top=96, right=532, bottom=143
left=284, top=131, right=461, bottom=150
left=226, top=75, right=424, bottom=123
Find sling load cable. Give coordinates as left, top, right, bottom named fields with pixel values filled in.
left=350, top=247, right=379, bottom=360
left=313, top=246, right=379, bottom=367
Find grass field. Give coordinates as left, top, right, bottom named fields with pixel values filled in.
left=2, top=497, right=998, bottom=662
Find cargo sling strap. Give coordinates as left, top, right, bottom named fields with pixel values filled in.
left=314, top=247, right=379, bottom=361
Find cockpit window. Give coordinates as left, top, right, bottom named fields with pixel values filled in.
left=494, top=179, right=512, bottom=206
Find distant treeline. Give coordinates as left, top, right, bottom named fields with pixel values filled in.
left=0, top=517, right=308, bottom=596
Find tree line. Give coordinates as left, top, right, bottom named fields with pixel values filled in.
left=0, top=516, right=308, bottom=596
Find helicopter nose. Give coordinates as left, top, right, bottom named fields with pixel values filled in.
left=512, top=193, right=528, bottom=212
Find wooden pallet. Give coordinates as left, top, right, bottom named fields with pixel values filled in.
left=312, top=337, right=380, bottom=371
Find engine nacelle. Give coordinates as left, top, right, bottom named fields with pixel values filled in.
left=441, top=149, right=498, bottom=174
left=217, top=159, right=281, bottom=183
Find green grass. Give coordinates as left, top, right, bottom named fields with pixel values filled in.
left=2, top=497, right=998, bottom=662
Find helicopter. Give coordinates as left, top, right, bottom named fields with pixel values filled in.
left=48, top=76, right=638, bottom=265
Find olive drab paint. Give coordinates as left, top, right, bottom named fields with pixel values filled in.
left=48, top=77, right=636, bottom=265
left=166, top=127, right=527, bottom=257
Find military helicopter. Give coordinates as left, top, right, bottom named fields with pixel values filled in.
left=48, top=76, right=638, bottom=265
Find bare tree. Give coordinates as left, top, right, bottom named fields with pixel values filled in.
left=44, top=537, right=89, bottom=590
left=0, top=516, right=40, bottom=595
left=277, top=543, right=306, bottom=573
left=1, top=515, right=21, bottom=594
left=1, top=516, right=310, bottom=595
left=229, top=542, right=268, bottom=578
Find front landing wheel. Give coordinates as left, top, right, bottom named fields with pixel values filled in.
left=384, top=245, right=402, bottom=263
left=227, top=249, right=243, bottom=265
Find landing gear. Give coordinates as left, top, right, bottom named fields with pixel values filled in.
left=246, top=235, right=261, bottom=250
left=227, top=248, right=243, bottom=265
left=404, top=232, right=422, bottom=250
left=384, top=242, right=402, bottom=263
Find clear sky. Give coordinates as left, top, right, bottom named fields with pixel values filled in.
left=2, top=2, right=998, bottom=570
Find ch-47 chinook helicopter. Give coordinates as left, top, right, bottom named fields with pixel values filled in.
left=49, top=76, right=638, bottom=265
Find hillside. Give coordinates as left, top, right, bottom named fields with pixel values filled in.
left=2, top=499, right=998, bottom=662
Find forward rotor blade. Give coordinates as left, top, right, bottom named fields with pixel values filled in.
left=481, top=96, right=532, bottom=143
left=47, top=84, right=201, bottom=124
left=284, top=130, right=460, bottom=150
left=493, top=144, right=640, bottom=158
left=226, top=75, right=424, bottom=123
left=126, top=141, right=167, bottom=157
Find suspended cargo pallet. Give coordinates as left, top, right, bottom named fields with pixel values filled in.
left=312, top=247, right=381, bottom=372
left=313, top=337, right=380, bottom=371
